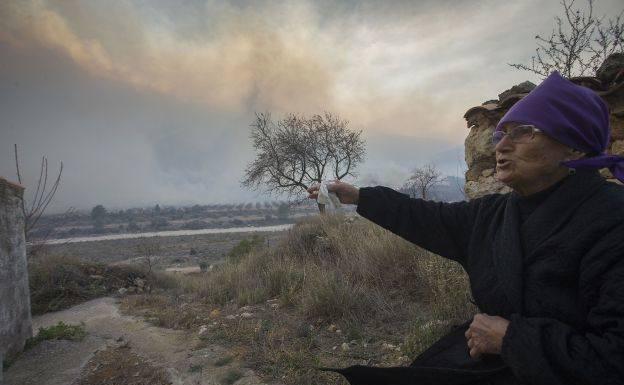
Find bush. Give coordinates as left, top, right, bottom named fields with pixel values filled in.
left=226, top=235, right=265, bottom=263
left=220, top=368, right=243, bottom=385
left=301, top=269, right=377, bottom=321
left=183, top=220, right=208, bottom=230
left=28, top=254, right=150, bottom=314
left=4, top=321, right=87, bottom=370
left=25, top=321, right=87, bottom=350
left=150, top=217, right=169, bottom=229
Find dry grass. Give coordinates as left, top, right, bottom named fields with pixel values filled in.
left=28, top=254, right=176, bottom=315
left=120, top=294, right=205, bottom=329
left=129, top=214, right=476, bottom=385
left=77, top=345, right=171, bottom=385
left=219, top=368, right=243, bottom=385
left=181, top=214, right=474, bottom=324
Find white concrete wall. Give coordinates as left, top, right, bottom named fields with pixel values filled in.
left=0, top=177, right=32, bottom=373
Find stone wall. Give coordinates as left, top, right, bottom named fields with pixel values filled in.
left=0, top=177, right=32, bottom=371
left=463, top=54, right=624, bottom=198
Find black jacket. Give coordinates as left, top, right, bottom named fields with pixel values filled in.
left=328, top=170, right=624, bottom=385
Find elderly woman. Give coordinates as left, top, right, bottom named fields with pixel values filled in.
left=308, top=72, right=624, bottom=385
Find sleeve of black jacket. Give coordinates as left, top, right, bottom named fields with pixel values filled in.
left=501, top=224, right=624, bottom=385
left=356, top=186, right=483, bottom=266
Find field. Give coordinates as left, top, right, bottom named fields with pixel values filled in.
left=26, top=229, right=287, bottom=315
left=35, top=230, right=287, bottom=267
left=31, top=200, right=327, bottom=240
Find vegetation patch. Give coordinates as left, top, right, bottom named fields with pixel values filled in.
left=28, top=254, right=175, bottom=315
left=219, top=368, right=243, bottom=385
left=120, top=294, right=206, bottom=330
left=214, top=355, right=234, bottom=367
left=4, top=321, right=87, bottom=370
left=77, top=345, right=171, bottom=385
left=25, top=321, right=87, bottom=350
left=226, top=234, right=265, bottom=263
left=121, top=215, right=476, bottom=385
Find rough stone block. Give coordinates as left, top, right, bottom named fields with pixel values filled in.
left=0, top=177, right=32, bottom=363
left=610, top=140, right=624, bottom=156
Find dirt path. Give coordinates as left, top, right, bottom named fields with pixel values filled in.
left=4, top=297, right=266, bottom=385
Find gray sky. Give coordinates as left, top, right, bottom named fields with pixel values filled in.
left=1, top=0, right=622, bottom=213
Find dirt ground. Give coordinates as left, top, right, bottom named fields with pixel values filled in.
left=76, top=345, right=171, bottom=385
left=39, top=230, right=286, bottom=267
left=4, top=297, right=267, bottom=385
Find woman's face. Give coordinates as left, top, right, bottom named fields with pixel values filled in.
left=494, top=126, right=577, bottom=196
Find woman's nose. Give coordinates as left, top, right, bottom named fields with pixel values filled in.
left=494, top=133, right=514, bottom=152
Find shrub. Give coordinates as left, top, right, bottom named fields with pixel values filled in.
left=220, top=368, right=243, bottom=385
left=28, top=254, right=167, bottom=314
left=25, top=321, right=87, bottom=350
left=226, top=235, right=265, bottom=263
left=214, top=355, right=234, bottom=367
left=4, top=321, right=87, bottom=370
left=301, top=269, right=377, bottom=322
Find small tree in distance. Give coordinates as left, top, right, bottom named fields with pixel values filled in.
left=91, top=204, right=107, bottom=231
left=242, top=112, right=365, bottom=212
left=13, top=144, right=64, bottom=243
left=509, top=0, right=624, bottom=78
left=135, top=237, right=160, bottom=294
left=403, top=164, right=444, bottom=200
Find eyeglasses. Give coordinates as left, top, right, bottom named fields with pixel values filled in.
left=492, top=124, right=541, bottom=146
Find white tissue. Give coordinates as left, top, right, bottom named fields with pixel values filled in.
left=317, top=181, right=342, bottom=210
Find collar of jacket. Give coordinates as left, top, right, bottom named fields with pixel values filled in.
left=491, top=169, right=605, bottom=315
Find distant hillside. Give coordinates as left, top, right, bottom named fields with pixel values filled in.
left=431, top=176, right=466, bottom=202
left=398, top=175, right=466, bottom=202
left=31, top=200, right=319, bottom=241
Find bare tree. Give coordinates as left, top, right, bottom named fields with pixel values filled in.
left=135, top=237, right=160, bottom=294
left=509, top=0, right=624, bottom=78
left=242, top=112, right=365, bottom=212
left=403, top=164, right=444, bottom=200
left=14, top=144, right=64, bottom=245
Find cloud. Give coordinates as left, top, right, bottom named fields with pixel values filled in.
left=0, top=0, right=543, bottom=133
left=0, top=0, right=588, bottom=142
left=0, top=0, right=336, bottom=113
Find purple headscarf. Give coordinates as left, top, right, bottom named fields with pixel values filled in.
left=495, top=71, right=624, bottom=183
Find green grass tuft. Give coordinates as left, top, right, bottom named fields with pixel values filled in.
left=214, top=355, right=234, bottom=367
left=2, top=321, right=89, bottom=370
left=226, top=235, right=265, bottom=263
left=220, top=368, right=244, bottom=384
left=25, top=321, right=87, bottom=350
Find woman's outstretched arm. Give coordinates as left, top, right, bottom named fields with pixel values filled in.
left=308, top=181, right=488, bottom=265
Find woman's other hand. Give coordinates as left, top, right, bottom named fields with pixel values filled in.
left=307, top=180, right=360, bottom=205
left=464, top=313, right=510, bottom=359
